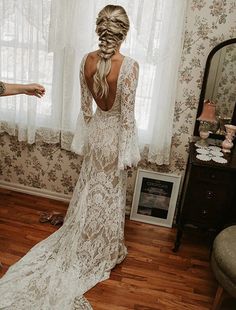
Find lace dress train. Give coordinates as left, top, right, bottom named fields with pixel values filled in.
left=0, top=55, right=140, bottom=309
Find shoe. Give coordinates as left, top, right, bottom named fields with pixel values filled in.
left=39, top=212, right=53, bottom=223
left=39, top=211, right=64, bottom=225
left=50, top=214, right=64, bottom=226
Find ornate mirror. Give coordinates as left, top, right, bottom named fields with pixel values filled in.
left=194, top=38, right=236, bottom=139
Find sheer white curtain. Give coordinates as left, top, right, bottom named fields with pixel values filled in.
left=0, top=0, right=58, bottom=143
left=49, top=0, right=187, bottom=164
left=0, top=0, right=187, bottom=165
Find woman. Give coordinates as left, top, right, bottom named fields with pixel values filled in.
left=0, top=5, right=140, bottom=309
left=0, top=81, right=45, bottom=98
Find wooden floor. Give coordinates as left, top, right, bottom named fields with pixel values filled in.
left=0, top=188, right=233, bottom=310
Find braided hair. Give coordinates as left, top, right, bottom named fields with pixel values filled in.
left=93, top=5, right=129, bottom=98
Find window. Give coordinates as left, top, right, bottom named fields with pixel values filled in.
left=0, top=0, right=187, bottom=164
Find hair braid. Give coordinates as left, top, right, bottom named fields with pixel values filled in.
left=93, top=5, right=129, bottom=98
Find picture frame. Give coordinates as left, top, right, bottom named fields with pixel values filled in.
left=130, top=169, right=181, bottom=228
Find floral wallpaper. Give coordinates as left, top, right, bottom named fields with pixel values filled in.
left=0, top=0, right=236, bottom=213
left=172, top=0, right=236, bottom=173
left=0, top=134, right=83, bottom=195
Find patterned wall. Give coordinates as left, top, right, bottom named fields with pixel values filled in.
left=1, top=0, right=236, bottom=212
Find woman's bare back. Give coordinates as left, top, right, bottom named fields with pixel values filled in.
left=84, top=51, right=125, bottom=111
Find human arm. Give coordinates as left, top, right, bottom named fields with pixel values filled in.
left=118, top=60, right=141, bottom=170
left=0, top=81, right=45, bottom=98
left=71, top=55, right=93, bottom=155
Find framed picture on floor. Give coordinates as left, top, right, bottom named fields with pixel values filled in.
left=130, top=169, right=181, bottom=228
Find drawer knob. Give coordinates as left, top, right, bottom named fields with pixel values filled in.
left=202, top=209, right=208, bottom=216
left=206, top=190, right=215, bottom=199
left=210, top=173, right=216, bottom=179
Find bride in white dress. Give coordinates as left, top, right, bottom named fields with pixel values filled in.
left=0, top=5, right=140, bottom=309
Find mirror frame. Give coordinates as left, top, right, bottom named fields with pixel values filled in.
left=193, top=38, right=236, bottom=139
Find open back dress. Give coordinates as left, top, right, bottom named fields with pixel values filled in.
left=0, top=54, right=140, bottom=309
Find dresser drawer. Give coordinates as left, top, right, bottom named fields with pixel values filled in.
left=192, top=166, right=231, bottom=184
left=182, top=181, right=232, bottom=227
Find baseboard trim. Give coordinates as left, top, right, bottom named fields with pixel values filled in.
left=0, top=180, right=71, bottom=202
left=0, top=180, right=131, bottom=214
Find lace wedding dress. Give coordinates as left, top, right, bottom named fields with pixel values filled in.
left=0, top=54, right=140, bottom=309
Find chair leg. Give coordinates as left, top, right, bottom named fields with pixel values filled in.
left=212, top=285, right=224, bottom=310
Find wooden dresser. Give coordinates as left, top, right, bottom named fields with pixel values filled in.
left=173, top=142, right=236, bottom=252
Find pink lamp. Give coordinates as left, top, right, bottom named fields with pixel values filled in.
left=195, top=100, right=217, bottom=148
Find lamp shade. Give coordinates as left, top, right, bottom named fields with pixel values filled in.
left=197, top=100, right=217, bottom=123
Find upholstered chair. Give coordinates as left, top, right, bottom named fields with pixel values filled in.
left=211, top=225, right=236, bottom=309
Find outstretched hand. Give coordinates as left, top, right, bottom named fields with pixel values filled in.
left=23, top=83, right=45, bottom=98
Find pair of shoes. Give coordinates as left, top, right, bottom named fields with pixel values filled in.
left=39, top=211, right=64, bottom=226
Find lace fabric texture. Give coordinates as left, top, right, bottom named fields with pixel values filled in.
left=0, top=55, right=140, bottom=309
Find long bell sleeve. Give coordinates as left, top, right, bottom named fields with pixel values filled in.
left=118, top=60, right=141, bottom=170
left=71, top=56, right=93, bottom=156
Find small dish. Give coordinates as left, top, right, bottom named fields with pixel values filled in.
left=212, top=157, right=227, bottom=164
left=208, top=146, right=222, bottom=152
left=196, top=154, right=211, bottom=161
left=196, top=148, right=209, bottom=155
left=210, top=150, right=223, bottom=157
